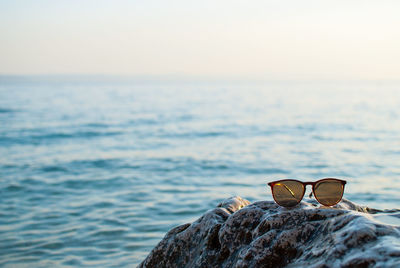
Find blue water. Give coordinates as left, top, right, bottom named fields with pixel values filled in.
left=1, top=77, right=400, bottom=267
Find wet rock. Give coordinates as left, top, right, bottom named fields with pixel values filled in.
left=139, top=196, right=400, bottom=268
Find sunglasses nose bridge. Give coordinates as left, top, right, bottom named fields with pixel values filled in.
left=303, top=182, right=314, bottom=188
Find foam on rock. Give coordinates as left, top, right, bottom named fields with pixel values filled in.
left=139, top=196, right=400, bottom=268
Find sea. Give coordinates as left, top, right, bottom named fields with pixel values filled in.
left=1, top=76, right=399, bottom=267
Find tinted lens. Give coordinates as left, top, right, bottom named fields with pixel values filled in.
left=314, top=179, right=344, bottom=206
left=272, top=180, right=304, bottom=207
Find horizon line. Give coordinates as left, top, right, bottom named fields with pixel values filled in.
left=1, top=73, right=399, bottom=83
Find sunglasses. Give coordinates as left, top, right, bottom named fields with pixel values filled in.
left=267, top=178, right=347, bottom=207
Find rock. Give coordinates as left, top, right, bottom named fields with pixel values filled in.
left=139, top=196, right=400, bottom=268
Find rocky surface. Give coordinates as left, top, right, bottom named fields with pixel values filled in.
left=139, top=196, right=400, bottom=268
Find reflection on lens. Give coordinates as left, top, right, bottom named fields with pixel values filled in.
left=272, top=180, right=304, bottom=207
left=314, top=179, right=344, bottom=206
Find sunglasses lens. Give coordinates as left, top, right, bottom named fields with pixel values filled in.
left=271, top=180, right=304, bottom=207
left=314, top=179, right=344, bottom=206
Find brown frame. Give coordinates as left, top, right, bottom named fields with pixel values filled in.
left=267, top=178, right=347, bottom=207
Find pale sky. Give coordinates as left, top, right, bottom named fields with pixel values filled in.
left=0, top=0, right=399, bottom=80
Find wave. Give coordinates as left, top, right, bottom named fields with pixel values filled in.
left=0, top=108, right=15, bottom=113
left=0, top=130, right=122, bottom=145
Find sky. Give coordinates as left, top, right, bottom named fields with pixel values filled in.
left=0, top=0, right=399, bottom=80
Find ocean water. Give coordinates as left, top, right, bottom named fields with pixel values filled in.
left=0, top=77, right=400, bottom=267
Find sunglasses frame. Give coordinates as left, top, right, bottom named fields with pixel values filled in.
left=268, top=178, right=347, bottom=207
